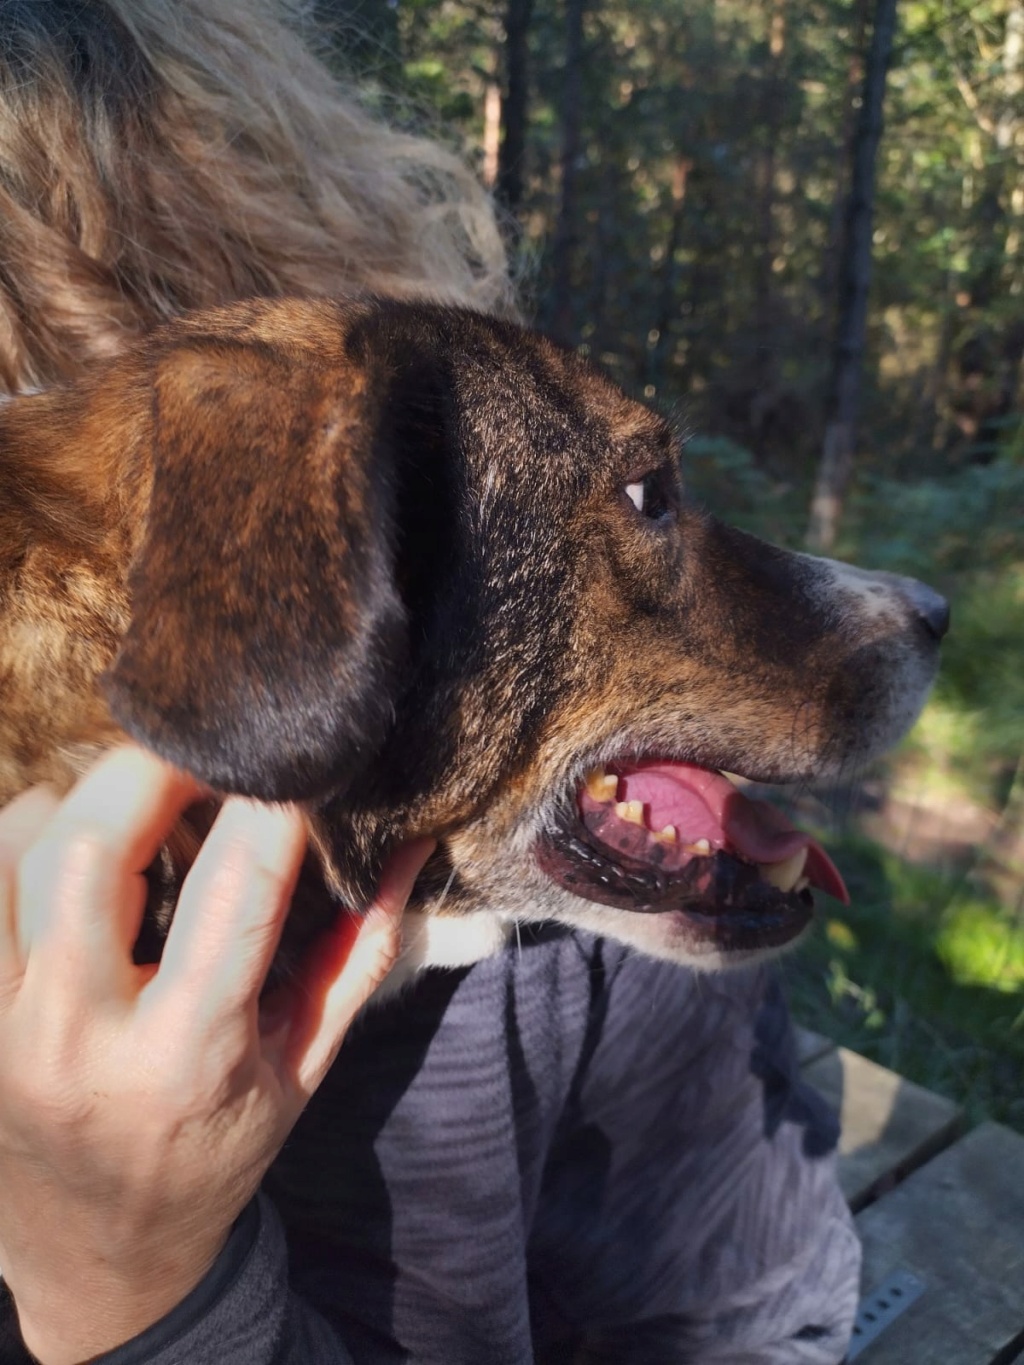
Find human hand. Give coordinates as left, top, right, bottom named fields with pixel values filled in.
left=0, top=746, right=432, bottom=1364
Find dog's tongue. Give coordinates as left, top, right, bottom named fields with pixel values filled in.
left=616, top=761, right=849, bottom=903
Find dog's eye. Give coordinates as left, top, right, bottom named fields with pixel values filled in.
left=624, top=471, right=674, bottom=522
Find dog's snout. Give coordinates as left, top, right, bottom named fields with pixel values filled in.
left=898, top=577, right=950, bottom=641
left=817, top=559, right=950, bottom=646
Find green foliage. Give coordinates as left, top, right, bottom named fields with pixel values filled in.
left=782, top=832, right=1024, bottom=1131
left=844, top=457, right=1024, bottom=579
left=683, top=435, right=808, bottom=544
left=931, top=569, right=1024, bottom=777
left=837, top=459, right=1024, bottom=798
left=336, top=0, right=1024, bottom=485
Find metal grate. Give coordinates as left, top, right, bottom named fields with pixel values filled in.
left=846, top=1267, right=926, bottom=1361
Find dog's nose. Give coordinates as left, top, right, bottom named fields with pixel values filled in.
left=899, top=578, right=951, bottom=641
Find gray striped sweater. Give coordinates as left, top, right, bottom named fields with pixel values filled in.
left=0, top=928, right=859, bottom=1363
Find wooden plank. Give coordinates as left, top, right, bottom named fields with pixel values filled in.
left=794, top=1025, right=835, bottom=1068
left=801, top=1047, right=963, bottom=1210
left=853, top=1123, right=1024, bottom=1364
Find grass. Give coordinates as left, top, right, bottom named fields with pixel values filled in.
left=906, top=569, right=1024, bottom=808
left=782, top=830, right=1024, bottom=1133
left=784, top=546, right=1024, bottom=1134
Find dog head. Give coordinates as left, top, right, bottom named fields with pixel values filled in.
left=0, top=297, right=947, bottom=977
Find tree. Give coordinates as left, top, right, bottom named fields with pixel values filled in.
left=547, top=0, right=588, bottom=345
left=946, top=1, right=1024, bottom=460
left=496, top=0, right=536, bottom=215
left=818, top=0, right=870, bottom=323
left=807, top=0, right=900, bottom=552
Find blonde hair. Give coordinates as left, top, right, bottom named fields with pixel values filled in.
left=0, top=0, right=513, bottom=393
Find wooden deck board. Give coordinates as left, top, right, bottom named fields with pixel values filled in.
left=800, top=1030, right=1024, bottom=1362
left=801, top=1046, right=964, bottom=1210
left=853, top=1123, right=1024, bottom=1364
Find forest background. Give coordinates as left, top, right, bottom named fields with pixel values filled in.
left=318, top=0, right=1024, bottom=1130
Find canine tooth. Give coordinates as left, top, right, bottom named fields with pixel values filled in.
left=686, top=838, right=712, bottom=856
left=761, top=847, right=809, bottom=892
left=652, top=825, right=677, bottom=845
left=586, top=769, right=619, bottom=803
left=614, top=800, right=646, bottom=826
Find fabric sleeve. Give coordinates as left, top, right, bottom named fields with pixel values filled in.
left=527, top=951, right=861, bottom=1365
left=0, top=1196, right=357, bottom=1365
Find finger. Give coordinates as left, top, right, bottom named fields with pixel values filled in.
left=0, top=785, right=61, bottom=987
left=157, top=799, right=307, bottom=1016
left=19, top=747, right=201, bottom=995
left=278, top=838, right=435, bottom=1100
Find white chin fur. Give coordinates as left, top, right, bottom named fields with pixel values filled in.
left=370, top=907, right=513, bottom=1004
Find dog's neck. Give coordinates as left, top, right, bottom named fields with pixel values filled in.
left=372, top=909, right=512, bottom=1003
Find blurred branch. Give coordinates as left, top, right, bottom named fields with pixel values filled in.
left=952, top=64, right=997, bottom=138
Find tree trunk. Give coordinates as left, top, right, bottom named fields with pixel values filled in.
left=914, top=269, right=958, bottom=454
left=818, top=0, right=871, bottom=322
left=496, top=0, right=535, bottom=215
left=951, top=0, right=1024, bottom=459
left=807, top=0, right=898, bottom=553
left=753, top=0, right=785, bottom=348
left=547, top=0, right=587, bottom=346
left=644, top=156, right=693, bottom=394
left=745, top=0, right=787, bottom=453
left=586, top=155, right=618, bottom=359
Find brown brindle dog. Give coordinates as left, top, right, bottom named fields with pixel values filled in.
left=0, top=296, right=947, bottom=985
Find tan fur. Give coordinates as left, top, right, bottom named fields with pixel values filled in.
left=0, top=295, right=945, bottom=977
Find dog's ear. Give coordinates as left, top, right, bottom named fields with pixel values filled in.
left=105, top=334, right=408, bottom=802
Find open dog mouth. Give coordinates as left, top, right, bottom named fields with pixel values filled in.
left=536, top=759, right=849, bottom=953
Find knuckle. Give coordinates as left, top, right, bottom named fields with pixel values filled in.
left=186, top=839, right=267, bottom=917
left=143, top=1038, right=202, bottom=1100
left=16, top=838, right=58, bottom=901
left=0, top=786, right=60, bottom=868
left=6, top=1058, right=95, bottom=1131
left=19, top=824, right=111, bottom=902
left=141, top=1004, right=243, bottom=1110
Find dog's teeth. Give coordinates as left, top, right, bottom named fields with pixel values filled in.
left=684, top=837, right=712, bottom=856
left=614, top=799, right=646, bottom=826
left=652, top=825, right=677, bottom=845
left=586, top=769, right=619, bottom=803
left=761, top=847, right=809, bottom=892
left=794, top=876, right=810, bottom=893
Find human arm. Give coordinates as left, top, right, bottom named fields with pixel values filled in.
left=0, top=747, right=431, bottom=1364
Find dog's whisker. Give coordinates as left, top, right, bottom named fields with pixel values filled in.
left=431, top=867, right=458, bottom=915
